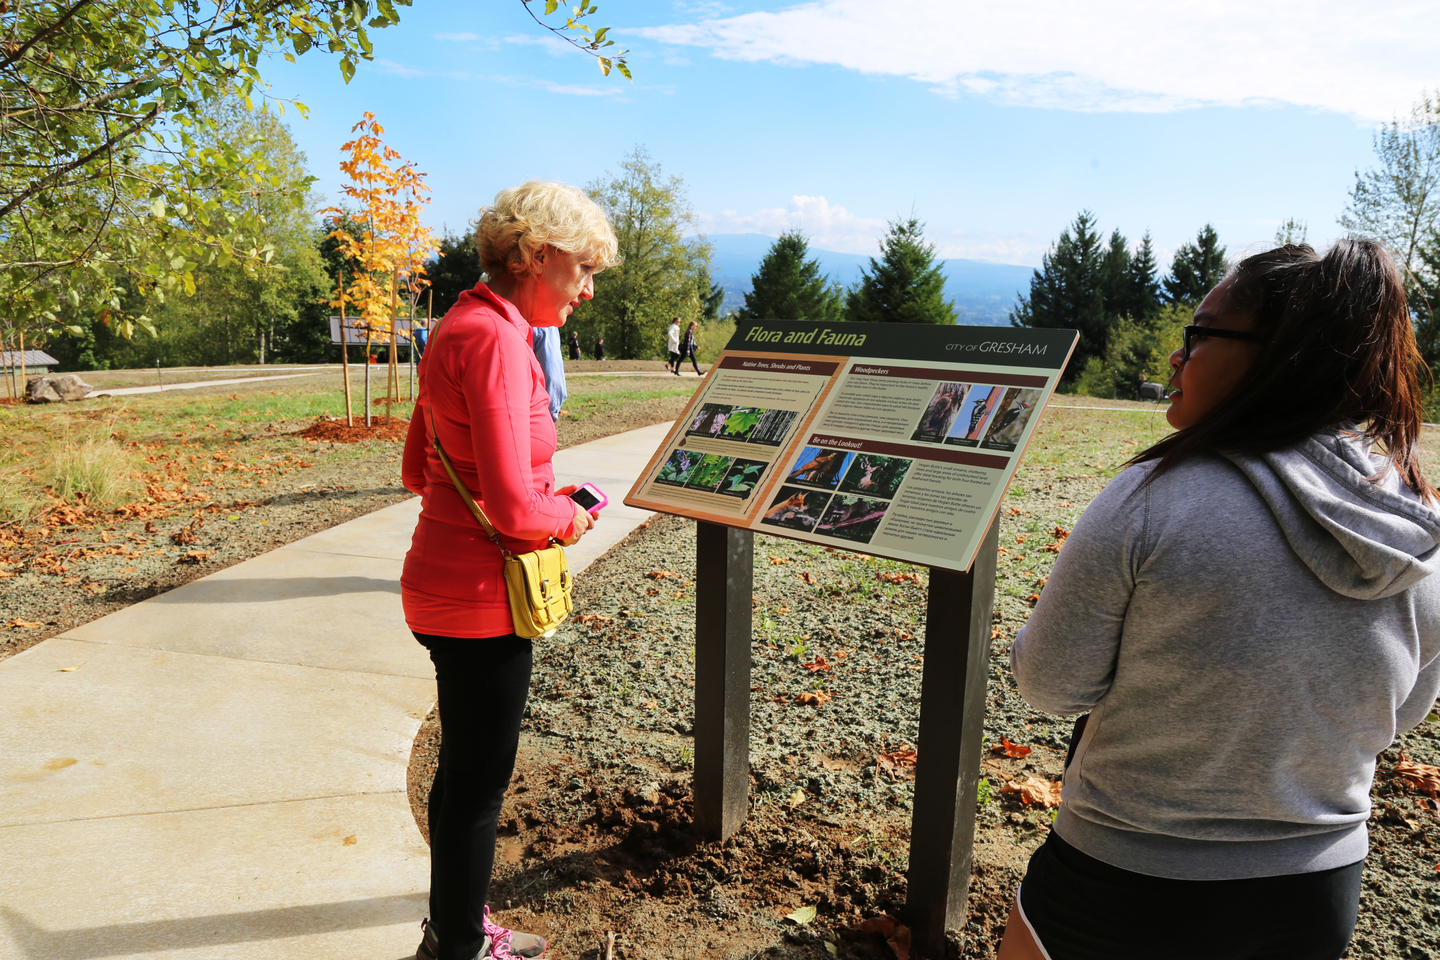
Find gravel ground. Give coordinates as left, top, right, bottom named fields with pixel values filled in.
left=408, top=472, right=1440, bottom=959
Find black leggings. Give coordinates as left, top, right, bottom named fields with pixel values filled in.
left=682, top=347, right=701, bottom=374
left=416, top=632, right=533, bottom=960
left=1019, top=831, right=1363, bottom=960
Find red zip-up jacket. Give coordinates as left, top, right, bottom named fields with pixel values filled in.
left=400, top=283, right=576, bottom=638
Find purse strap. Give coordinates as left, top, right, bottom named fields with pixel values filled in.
left=428, top=406, right=513, bottom=557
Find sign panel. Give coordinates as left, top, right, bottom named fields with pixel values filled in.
left=624, top=321, right=1077, bottom=572
left=329, top=316, right=421, bottom=345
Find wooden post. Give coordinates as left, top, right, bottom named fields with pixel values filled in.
left=693, top=521, right=753, bottom=840
left=363, top=329, right=372, bottom=428
left=906, top=518, right=1001, bottom=958
left=18, top=327, right=25, bottom=398
left=408, top=285, right=418, bottom=401
left=387, top=276, right=399, bottom=426
left=338, top=274, right=354, bottom=427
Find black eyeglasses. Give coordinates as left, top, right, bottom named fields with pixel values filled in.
left=1182, top=324, right=1266, bottom=360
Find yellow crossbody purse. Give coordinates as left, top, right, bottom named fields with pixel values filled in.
left=429, top=409, right=573, bottom=639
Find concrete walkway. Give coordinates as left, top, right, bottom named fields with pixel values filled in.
left=90, top=372, right=331, bottom=397
left=0, top=422, right=673, bottom=960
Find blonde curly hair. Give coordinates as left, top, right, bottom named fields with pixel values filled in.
left=475, top=181, right=619, bottom=278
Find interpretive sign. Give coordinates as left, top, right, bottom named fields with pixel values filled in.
left=625, top=320, right=1077, bottom=573
left=328, top=316, right=418, bottom=345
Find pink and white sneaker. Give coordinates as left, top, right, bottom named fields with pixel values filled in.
left=483, top=906, right=547, bottom=959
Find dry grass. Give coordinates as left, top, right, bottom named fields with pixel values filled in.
left=39, top=434, right=140, bottom=506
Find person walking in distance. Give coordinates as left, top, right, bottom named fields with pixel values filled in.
left=666, top=316, right=682, bottom=375
left=680, top=320, right=702, bottom=375
left=566, top=328, right=580, bottom=361
left=592, top=336, right=605, bottom=361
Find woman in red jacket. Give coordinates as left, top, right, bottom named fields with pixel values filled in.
left=402, top=181, right=617, bottom=960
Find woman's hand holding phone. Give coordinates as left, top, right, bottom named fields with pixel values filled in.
left=556, top=484, right=597, bottom=546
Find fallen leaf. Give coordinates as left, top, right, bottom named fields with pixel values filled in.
left=876, top=747, right=918, bottom=778
left=1393, top=754, right=1440, bottom=797
left=1015, top=535, right=1026, bottom=544
left=824, top=942, right=838, bottom=958
left=645, top=570, right=675, bottom=579
left=991, top=737, right=1032, bottom=758
left=177, top=550, right=213, bottom=565
left=786, top=788, right=807, bottom=810
left=859, top=916, right=897, bottom=937
left=7, top=618, right=43, bottom=630
left=784, top=904, right=817, bottom=925
left=343, top=835, right=357, bottom=846
left=769, top=556, right=791, bottom=565
left=1008, top=506, right=1021, bottom=515
left=878, top=571, right=920, bottom=584
left=990, top=627, right=1003, bottom=640
left=1052, top=526, right=1070, bottom=540
left=801, top=656, right=832, bottom=673
left=888, top=923, right=912, bottom=960
left=798, top=571, right=815, bottom=585
left=795, top=690, right=832, bottom=706
left=1000, top=775, right=1064, bottom=808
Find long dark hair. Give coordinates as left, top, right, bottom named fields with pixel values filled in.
left=1133, top=238, right=1434, bottom=498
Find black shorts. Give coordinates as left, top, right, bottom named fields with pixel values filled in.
left=1017, top=831, right=1363, bottom=960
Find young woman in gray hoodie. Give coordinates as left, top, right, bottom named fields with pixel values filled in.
left=999, top=239, right=1440, bottom=960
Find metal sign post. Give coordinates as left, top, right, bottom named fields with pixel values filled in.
left=693, top=521, right=754, bottom=840
left=907, top=518, right=1000, bottom=957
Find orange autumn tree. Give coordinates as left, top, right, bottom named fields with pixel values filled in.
left=322, top=113, right=439, bottom=426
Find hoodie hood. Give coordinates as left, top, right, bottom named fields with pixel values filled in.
left=1222, top=432, right=1440, bottom=599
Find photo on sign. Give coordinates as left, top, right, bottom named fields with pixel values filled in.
left=945, top=384, right=1003, bottom=447
left=747, top=408, right=799, bottom=446
left=784, top=445, right=854, bottom=491
left=981, top=388, right=1044, bottom=451
left=686, top=403, right=734, bottom=439
left=760, top=486, right=831, bottom=533
left=716, top=459, right=769, bottom=500
left=716, top=406, right=767, bottom=442
left=911, top=382, right=969, bottom=444
left=684, top=454, right=737, bottom=492
left=815, top=494, right=890, bottom=544
left=836, top=453, right=912, bottom=500
left=656, top=448, right=701, bottom=486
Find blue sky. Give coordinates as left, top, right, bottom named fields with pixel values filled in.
left=258, top=0, right=1440, bottom=269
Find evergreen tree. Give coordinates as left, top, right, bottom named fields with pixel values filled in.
left=1126, top=232, right=1163, bottom=323
left=845, top=218, right=957, bottom=324
left=737, top=230, right=843, bottom=322
left=1163, top=224, right=1229, bottom=305
left=1009, top=210, right=1108, bottom=380
left=1100, top=228, right=1133, bottom=321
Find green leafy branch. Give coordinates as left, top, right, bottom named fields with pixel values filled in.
left=522, top=0, right=630, bottom=79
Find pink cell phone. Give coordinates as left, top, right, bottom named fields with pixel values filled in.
left=567, top=483, right=608, bottom=514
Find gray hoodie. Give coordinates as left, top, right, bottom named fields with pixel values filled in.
left=1011, top=430, right=1440, bottom=880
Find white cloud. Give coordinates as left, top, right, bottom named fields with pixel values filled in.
left=634, top=0, right=1440, bottom=121
left=698, top=195, right=889, bottom=254
left=699, top=196, right=1046, bottom=264
left=539, top=82, right=627, bottom=98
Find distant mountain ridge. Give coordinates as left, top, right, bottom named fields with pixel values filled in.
left=704, top=233, right=1036, bottom=326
